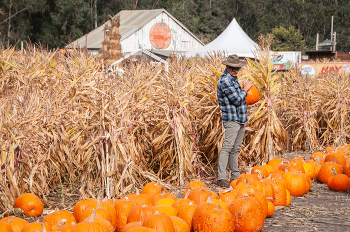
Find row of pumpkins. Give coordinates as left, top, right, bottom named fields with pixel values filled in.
left=1, top=144, right=350, bottom=232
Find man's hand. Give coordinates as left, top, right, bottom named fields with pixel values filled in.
left=243, top=81, right=253, bottom=92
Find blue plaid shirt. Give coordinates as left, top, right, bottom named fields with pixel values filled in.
left=217, top=70, right=248, bottom=124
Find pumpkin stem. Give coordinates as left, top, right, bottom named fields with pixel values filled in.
left=8, top=219, right=14, bottom=223
left=331, top=167, right=337, bottom=176
left=154, top=211, right=160, bottom=215
left=206, top=195, right=214, bottom=204
left=222, top=187, right=233, bottom=194
left=41, top=223, right=47, bottom=232
left=189, top=202, right=194, bottom=206
left=57, top=219, right=67, bottom=227
left=254, top=169, right=263, bottom=179
left=135, top=188, right=140, bottom=195
left=199, top=186, right=204, bottom=191
left=184, top=189, right=191, bottom=199
left=249, top=189, right=255, bottom=194
left=89, top=209, right=97, bottom=223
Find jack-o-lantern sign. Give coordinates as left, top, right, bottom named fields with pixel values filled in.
left=149, top=21, right=172, bottom=49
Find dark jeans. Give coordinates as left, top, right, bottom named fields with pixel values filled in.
left=217, top=121, right=245, bottom=180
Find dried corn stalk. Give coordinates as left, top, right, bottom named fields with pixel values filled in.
left=240, top=35, right=287, bottom=164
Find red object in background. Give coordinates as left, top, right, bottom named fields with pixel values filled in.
left=149, top=22, right=172, bottom=49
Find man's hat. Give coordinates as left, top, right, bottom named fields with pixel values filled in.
left=222, top=54, right=246, bottom=68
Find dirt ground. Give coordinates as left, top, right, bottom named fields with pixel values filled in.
left=20, top=152, right=350, bottom=232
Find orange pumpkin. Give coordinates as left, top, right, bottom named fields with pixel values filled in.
left=327, top=167, right=349, bottom=191
left=114, top=197, right=136, bottom=231
left=169, top=216, right=190, bottom=232
left=142, top=212, right=175, bottom=232
left=282, top=172, right=307, bottom=196
left=228, top=194, right=264, bottom=232
left=270, top=170, right=285, bottom=179
left=251, top=165, right=269, bottom=178
left=127, top=205, right=157, bottom=224
left=0, top=217, right=28, bottom=232
left=80, top=202, right=112, bottom=225
left=285, top=189, right=291, bottom=206
left=186, top=180, right=206, bottom=190
left=219, top=188, right=241, bottom=206
left=122, top=222, right=142, bottom=232
left=249, top=190, right=268, bottom=218
left=71, top=210, right=108, bottom=232
left=245, top=85, right=260, bottom=105
left=73, top=198, right=96, bottom=222
left=172, top=198, right=196, bottom=212
left=316, top=162, right=344, bottom=183
left=21, top=222, right=51, bottom=232
left=346, top=163, right=350, bottom=178
left=324, top=153, right=346, bottom=167
left=310, top=151, right=325, bottom=160
left=229, top=179, right=238, bottom=189
left=14, top=193, right=44, bottom=217
left=83, top=200, right=117, bottom=229
left=267, top=202, right=275, bottom=217
left=43, top=209, right=76, bottom=228
left=82, top=215, right=114, bottom=232
left=154, top=205, right=178, bottom=216
left=57, top=222, right=77, bottom=232
left=141, top=182, right=166, bottom=196
left=267, top=158, right=288, bottom=171
left=271, top=180, right=287, bottom=206
left=152, top=189, right=176, bottom=205
left=177, top=202, right=196, bottom=231
left=187, top=188, right=211, bottom=205
left=192, top=204, right=235, bottom=232
left=0, top=222, right=13, bottom=232
left=127, top=226, right=159, bottom=232
left=302, top=163, right=315, bottom=179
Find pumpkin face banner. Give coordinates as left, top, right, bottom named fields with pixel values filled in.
left=149, top=22, right=172, bottom=49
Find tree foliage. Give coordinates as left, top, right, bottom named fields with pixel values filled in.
left=270, top=26, right=306, bottom=51
left=0, top=0, right=349, bottom=52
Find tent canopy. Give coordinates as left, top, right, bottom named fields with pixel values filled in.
left=184, top=18, right=259, bottom=58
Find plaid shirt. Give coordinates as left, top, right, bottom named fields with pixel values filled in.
left=217, top=70, right=248, bottom=124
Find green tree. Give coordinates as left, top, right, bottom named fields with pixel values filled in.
left=270, top=26, right=306, bottom=51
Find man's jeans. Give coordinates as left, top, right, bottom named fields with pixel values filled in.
left=218, top=121, right=245, bottom=181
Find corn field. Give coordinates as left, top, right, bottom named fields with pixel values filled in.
left=0, top=43, right=349, bottom=213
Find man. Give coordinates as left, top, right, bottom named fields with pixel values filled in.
left=216, top=54, right=253, bottom=188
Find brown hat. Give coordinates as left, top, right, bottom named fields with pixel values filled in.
left=222, top=54, right=246, bottom=68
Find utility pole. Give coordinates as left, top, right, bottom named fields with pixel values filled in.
left=316, top=33, right=319, bottom=51
left=94, top=0, right=97, bottom=28
left=330, top=16, right=333, bottom=51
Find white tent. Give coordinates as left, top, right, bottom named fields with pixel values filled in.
left=184, top=18, right=259, bottom=58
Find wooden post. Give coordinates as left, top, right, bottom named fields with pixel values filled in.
left=316, top=33, right=319, bottom=51
left=333, top=32, right=336, bottom=52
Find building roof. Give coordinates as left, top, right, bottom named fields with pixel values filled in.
left=184, top=18, right=259, bottom=58
left=66, top=9, right=203, bottom=49
left=304, top=50, right=335, bottom=54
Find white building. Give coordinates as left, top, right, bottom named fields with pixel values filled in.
left=68, top=9, right=204, bottom=58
